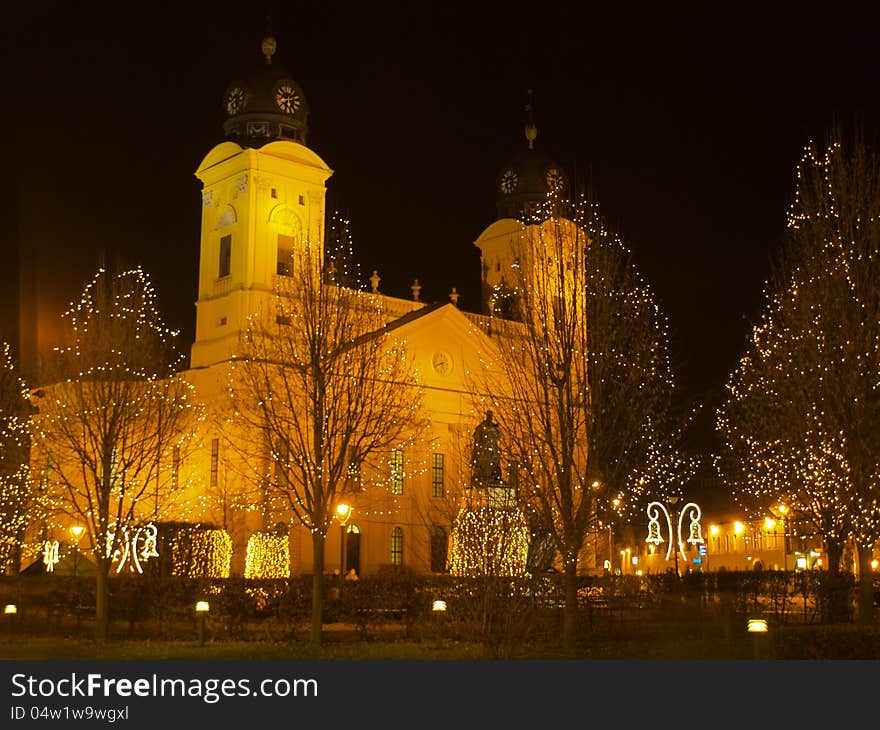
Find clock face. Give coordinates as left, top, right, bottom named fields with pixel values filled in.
left=432, top=351, right=453, bottom=376
left=224, top=86, right=245, bottom=116
left=275, top=83, right=301, bottom=114
left=500, top=170, right=518, bottom=194
left=546, top=167, right=565, bottom=192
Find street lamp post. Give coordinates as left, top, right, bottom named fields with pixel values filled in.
left=336, top=503, right=353, bottom=600
left=69, top=525, right=85, bottom=577
left=69, top=525, right=86, bottom=631
left=777, top=505, right=789, bottom=571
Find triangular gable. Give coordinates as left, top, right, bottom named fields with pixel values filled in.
left=377, top=303, right=502, bottom=394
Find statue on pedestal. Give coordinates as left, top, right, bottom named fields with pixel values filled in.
left=470, top=410, right=503, bottom=489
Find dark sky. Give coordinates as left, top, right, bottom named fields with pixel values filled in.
left=7, top=2, right=880, bottom=421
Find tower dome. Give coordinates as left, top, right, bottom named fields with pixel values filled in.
left=495, top=95, right=568, bottom=220
left=221, top=35, right=311, bottom=147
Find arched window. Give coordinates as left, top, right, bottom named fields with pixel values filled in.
left=346, top=525, right=360, bottom=577
left=270, top=207, right=302, bottom=277
left=391, top=527, right=404, bottom=566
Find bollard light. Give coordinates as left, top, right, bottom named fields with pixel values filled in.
left=747, top=618, right=768, bottom=633
left=195, top=601, right=209, bottom=647
left=432, top=600, right=447, bottom=612
left=3, top=604, right=16, bottom=615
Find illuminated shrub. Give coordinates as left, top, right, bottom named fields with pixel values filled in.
left=162, top=522, right=232, bottom=578
left=449, top=507, right=530, bottom=576
left=244, top=532, right=290, bottom=579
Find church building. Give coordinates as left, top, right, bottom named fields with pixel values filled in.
left=174, top=34, right=585, bottom=579
left=20, top=33, right=598, bottom=582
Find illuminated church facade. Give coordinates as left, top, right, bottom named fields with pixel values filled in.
left=18, top=35, right=597, bottom=581
left=172, top=35, right=591, bottom=579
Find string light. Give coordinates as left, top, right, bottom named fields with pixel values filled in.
left=244, top=532, right=290, bottom=579
left=449, top=506, right=530, bottom=576
left=473, top=189, right=694, bottom=586
left=29, top=266, right=202, bottom=583
left=167, top=524, right=232, bottom=578
left=717, top=126, right=880, bottom=568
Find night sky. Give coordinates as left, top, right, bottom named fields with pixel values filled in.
left=8, top=2, right=880, bottom=444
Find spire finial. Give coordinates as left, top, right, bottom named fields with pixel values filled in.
left=524, top=89, right=537, bottom=150
left=411, top=279, right=422, bottom=302
left=262, top=35, right=277, bottom=64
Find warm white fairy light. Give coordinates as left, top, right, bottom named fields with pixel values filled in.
left=244, top=531, right=290, bottom=579
left=717, top=126, right=880, bottom=571
left=167, top=525, right=232, bottom=578
left=449, top=506, right=530, bottom=576
left=0, top=342, right=51, bottom=573
left=29, top=266, right=202, bottom=604
left=227, top=227, right=426, bottom=538
left=474, top=189, right=693, bottom=587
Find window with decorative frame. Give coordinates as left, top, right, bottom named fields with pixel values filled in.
left=210, top=438, right=219, bottom=489
left=219, top=235, right=232, bottom=278
left=276, top=234, right=295, bottom=276
left=431, top=453, right=445, bottom=497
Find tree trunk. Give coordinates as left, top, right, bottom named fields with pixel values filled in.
left=826, top=541, right=842, bottom=575
left=562, top=556, right=578, bottom=650
left=310, top=532, right=325, bottom=644
left=822, top=540, right=847, bottom=623
left=857, top=546, right=875, bottom=625
left=95, top=562, right=109, bottom=643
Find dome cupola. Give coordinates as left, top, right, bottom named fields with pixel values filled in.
left=222, top=36, right=311, bottom=147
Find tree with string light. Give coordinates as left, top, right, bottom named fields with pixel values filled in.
left=0, top=343, right=43, bottom=575
left=476, top=193, right=691, bottom=648
left=228, top=220, right=424, bottom=644
left=717, top=125, right=880, bottom=622
left=31, top=267, right=200, bottom=641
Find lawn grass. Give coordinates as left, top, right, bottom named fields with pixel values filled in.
left=0, top=635, right=486, bottom=660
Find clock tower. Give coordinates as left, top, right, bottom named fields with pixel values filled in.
left=190, top=36, right=333, bottom=369
left=473, top=101, right=570, bottom=318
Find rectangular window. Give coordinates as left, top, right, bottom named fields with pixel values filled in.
left=390, top=449, right=404, bottom=495
left=431, top=453, right=445, bottom=498
left=210, top=438, right=219, bottom=489
left=277, top=234, right=295, bottom=276
left=391, top=527, right=404, bottom=566
left=219, top=235, right=232, bottom=278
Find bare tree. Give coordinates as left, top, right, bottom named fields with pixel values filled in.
left=229, top=235, right=424, bottom=643
left=476, top=194, right=688, bottom=647
left=717, top=125, right=880, bottom=622
left=31, top=267, right=200, bottom=641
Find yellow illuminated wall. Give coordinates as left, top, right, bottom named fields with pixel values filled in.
left=190, top=140, right=333, bottom=369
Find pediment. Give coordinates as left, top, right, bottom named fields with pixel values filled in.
left=381, top=303, right=502, bottom=392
